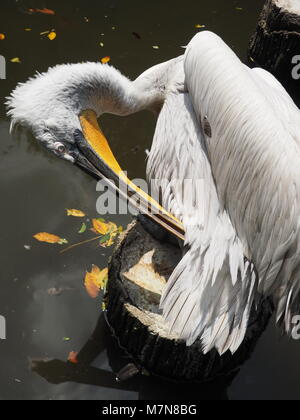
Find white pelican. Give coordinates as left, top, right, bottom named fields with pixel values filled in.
left=7, top=31, right=300, bottom=355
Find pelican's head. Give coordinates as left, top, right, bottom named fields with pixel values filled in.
left=6, top=62, right=185, bottom=239
left=6, top=63, right=117, bottom=173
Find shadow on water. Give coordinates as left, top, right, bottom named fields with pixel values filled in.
left=31, top=313, right=239, bottom=400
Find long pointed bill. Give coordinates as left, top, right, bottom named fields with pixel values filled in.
left=77, top=109, right=185, bottom=241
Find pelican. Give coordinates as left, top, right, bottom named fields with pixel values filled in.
left=7, top=31, right=300, bottom=355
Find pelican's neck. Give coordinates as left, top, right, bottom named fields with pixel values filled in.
left=67, top=56, right=184, bottom=118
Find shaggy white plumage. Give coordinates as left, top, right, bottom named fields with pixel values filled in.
left=6, top=31, right=300, bottom=354
left=275, top=0, right=300, bottom=14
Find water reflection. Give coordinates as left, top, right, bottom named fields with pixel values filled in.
left=31, top=313, right=238, bottom=400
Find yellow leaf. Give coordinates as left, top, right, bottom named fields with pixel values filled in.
left=66, top=209, right=86, bottom=217
left=10, top=57, right=21, bottom=63
left=33, top=232, right=68, bottom=244
left=195, top=24, right=206, bottom=29
left=24, top=28, right=32, bottom=32
left=48, top=31, right=56, bottom=41
left=0, top=33, right=5, bottom=40
left=84, top=265, right=108, bottom=298
left=101, top=56, right=110, bottom=64
left=92, top=218, right=110, bottom=235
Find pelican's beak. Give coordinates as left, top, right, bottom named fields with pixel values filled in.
left=75, top=109, right=185, bottom=241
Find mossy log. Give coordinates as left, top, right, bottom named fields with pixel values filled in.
left=249, top=0, right=300, bottom=105
left=106, top=220, right=272, bottom=383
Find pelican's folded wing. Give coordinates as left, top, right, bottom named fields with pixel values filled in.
left=184, top=31, right=300, bottom=334
left=147, top=91, right=258, bottom=355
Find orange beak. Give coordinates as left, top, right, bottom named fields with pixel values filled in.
left=78, top=109, right=185, bottom=241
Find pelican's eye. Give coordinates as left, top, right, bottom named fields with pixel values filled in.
left=54, top=143, right=66, bottom=154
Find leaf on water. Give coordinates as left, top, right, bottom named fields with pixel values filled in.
left=0, top=33, right=5, bottom=40
left=33, top=232, right=68, bottom=245
left=101, top=56, right=110, bottom=64
left=132, top=32, right=141, bottom=40
left=195, top=24, right=206, bottom=28
left=235, top=7, right=243, bottom=10
left=78, top=223, right=87, bottom=234
left=66, top=209, right=86, bottom=217
left=24, top=28, right=32, bottom=31
left=63, top=337, right=71, bottom=341
left=99, top=222, right=121, bottom=247
left=84, top=265, right=108, bottom=298
left=48, top=31, right=56, bottom=40
left=10, top=57, right=21, bottom=63
left=91, top=218, right=110, bottom=235
left=68, top=351, right=78, bottom=364
left=31, top=8, right=55, bottom=15
left=152, top=45, right=159, bottom=49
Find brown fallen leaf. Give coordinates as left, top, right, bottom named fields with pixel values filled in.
left=33, top=232, right=68, bottom=245
left=101, top=56, right=110, bottom=64
left=66, top=209, right=86, bottom=217
left=68, top=351, right=78, bottom=364
left=84, top=265, right=108, bottom=298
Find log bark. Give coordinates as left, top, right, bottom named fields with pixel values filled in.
left=249, top=0, right=300, bottom=106
left=106, top=220, right=272, bottom=383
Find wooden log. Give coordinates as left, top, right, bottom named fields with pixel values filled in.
left=249, top=0, right=300, bottom=106
left=105, top=220, right=272, bottom=382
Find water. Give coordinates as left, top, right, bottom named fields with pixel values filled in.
left=0, top=0, right=299, bottom=401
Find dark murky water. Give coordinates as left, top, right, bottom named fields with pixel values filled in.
left=1, top=0, right=300, bottom=400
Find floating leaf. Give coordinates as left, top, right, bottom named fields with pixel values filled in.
left=235, top=7, right=243, bottom=11
left=66, top=209, right=85, bottom=217
left=33, top=232, right=68, bottom=245
left=24, top=28, right=32, bottom=31
left=78, top=223, right=87, bottom=234
left=101, top=56, right=110, bottom=64
left=68, top=351, right=78, bottom=364
left=92, top=218, right=110, bottom=235
left=63, top=337, right=71, bottom=341
left=195, top=24, right=206, bottom=29
left=31, top=8, right=55, bottom=15
left=99, top=222, right=120, bottom=247
left=152, top=45, right=159, bottom=49
left=48, top=31, right=56, bottom=41
left=10, top=57, right=21, bottom=63
left=132, top=32, right=141, bottom=40
left=84, top=265, right=108, bottom=298
left=0, top=33, right=5, bottom=40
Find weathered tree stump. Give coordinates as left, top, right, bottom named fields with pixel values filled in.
left=249, top=0, right=300, bottom=105
left=106, top=220, right=272, bottom=383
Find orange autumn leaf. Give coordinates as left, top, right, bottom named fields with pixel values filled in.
left=84, top=265, right=108, bottom=298
left=48, top=31, right=56, bottom=41
left=92, top=218, right=110, bottom=235
left=68, top=351, right=78, bottom=364
left=33, top=232, right=68, bottom=245
left=66, top=209, right=86, bottom=217
left=101, top=56, right=110, bottom=64
left=29, top=8, right=55, bottom=15
left=0, top=34, right=5, bottom=40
